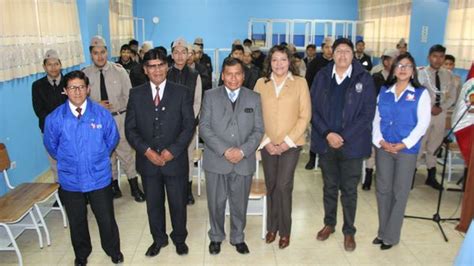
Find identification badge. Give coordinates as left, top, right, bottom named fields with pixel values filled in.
left=405, top=93, right=416, bottom=101
left=355, top=83, right=363, bottom=93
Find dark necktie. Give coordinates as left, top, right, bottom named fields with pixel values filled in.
left=154, top=87, right=160, bottom=106
left=52, top=79, right=58, bottom=90
left=76, top=107, right=82, bottom=119
left=99, top=70, right=109, bottom=101
left=435, top=71, right=441, bottom=107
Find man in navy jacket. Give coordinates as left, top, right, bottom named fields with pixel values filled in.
left=310, top=38, right=376, bottom=252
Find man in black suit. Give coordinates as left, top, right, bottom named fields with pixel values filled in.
left=125, top=48, right=195, bottom=257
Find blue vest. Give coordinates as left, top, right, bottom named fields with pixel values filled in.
left=378, top=86, right=425, bottom=154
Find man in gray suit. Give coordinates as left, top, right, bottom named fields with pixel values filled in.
left=199, top=57, right=264, bottom=255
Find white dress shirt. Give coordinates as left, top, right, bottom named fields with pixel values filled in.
left=68, top=100, right=87, bottom=118
left=332, top=64, right=353, bottom=85
left=372, top=84, right=431, bottom=149
left=225, top=87, right=241, bottom=102
left=150, top=80, right=166, bottom=101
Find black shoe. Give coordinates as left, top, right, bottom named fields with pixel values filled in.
left=128, top=177, right=145, bottom=202
left=381, top=243, right=393, bottom=250
left=111, top=180, right=122, bottom=198
left=145, top=241, right=168, bottom=257
left=372, top=237, right=383, bottom=245
left=209, top=241, right=221, bottom=255
left=362, top=168, right=374, bottom=191
left=111, top=252, right=124, bottom=264
left=175, top=242, right=189, bottom=255
left=187, top=181, right=195, bottom=205
left=305, top=152, right=316, bottom=170
left=74, top=258, right=87, bottom=266
left=231, top=242, right=250, bottom=254
left=425, top=167, right=443, bottom=190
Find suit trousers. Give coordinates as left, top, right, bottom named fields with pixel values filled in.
left=58, top=185, right=121, bottom=260
left=111, top=114, right=138, bottom=180
left=261, top=147, right=301, bottom=237
left=205, top=171, right=252, bottom=244
left=142, top=172, right=188, bottom=245
left=319, top=148, right=362, bottom=235
left=418, top=112, right=446, bottom=169
left=375, top=148, right=417, bottom=245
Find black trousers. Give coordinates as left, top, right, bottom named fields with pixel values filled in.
left=142, top=172, right=188, bottom=245
left=59, top=185, right=121, bottom=260
left=319, top=148, right=362, bottom=235
left=261, top=147, right=301, bottom=237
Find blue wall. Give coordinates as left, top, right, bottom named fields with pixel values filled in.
left=0, top=0, right=111, bottom=195
left=409, top=0, right=450, bottom=67
left=133, top=0, right=359, bottom=49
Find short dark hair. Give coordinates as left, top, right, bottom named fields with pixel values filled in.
left=143, top=48, right=168, bottom=65
left=306, top=44, right=316, bottom=50
left=428, top=44, right=446, bottom=55
left=129, top=39, right=139, bottom=46
left=385, top=53, right=422, bottom=88
left=64, top=70, right=90, bottom=87
left=243, top=39, right=252, bottom=45
left=89, top=45, right=107, bottom=52
left=120, top=44, right=131, bottom=52
left=222, top=57, right=244, bottom=73
left=445, top=54, right=455, bottom=63
left=332, top=38, right=354, bottom=51
left=356, top=40, right=365, bottom=45
left=43, top=58, right=62, bottom=65
left=231, top=44, right=244, bottom=54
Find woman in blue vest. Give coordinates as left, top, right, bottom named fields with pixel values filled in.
left=372, top=53, right=431, bottom=250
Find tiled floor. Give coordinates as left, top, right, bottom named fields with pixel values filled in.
left=0, top=152, right=466, bottom=265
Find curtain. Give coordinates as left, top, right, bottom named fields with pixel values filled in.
left=358, top=0, right=412, bottom=57
left=0, top=0, right=84, bottom=82
left=444, top=0, right=474, bottom=69
left=109, top=0, right=134, bottom=57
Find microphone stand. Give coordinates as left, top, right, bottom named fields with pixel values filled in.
left=404, top=104, right=471, bottom=242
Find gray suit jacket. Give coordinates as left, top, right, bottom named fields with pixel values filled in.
left=199, top=86, right=264, bottom=176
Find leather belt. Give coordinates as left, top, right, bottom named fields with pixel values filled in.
left=111, top=110, right=126, bottom=116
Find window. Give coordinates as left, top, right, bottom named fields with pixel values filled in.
left=109, top=0, right=134, bottom=57
left=358, top=0, right=412, bottom=57
left=0, top=0, right=84, bottom=82
left=444, top=0, right=474, bottom=69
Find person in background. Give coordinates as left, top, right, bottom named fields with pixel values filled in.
left=83, top=35, right=145, bottom=202
left=199, top=57, right=264, bottom=255
left=311, top=38, right=376, bottom=252
left=194, top=37, right=213, bottom=77
left=443, top=54, right=463, bottom=101
left=243, top=46, right=262, bottom=78
left=243, top=38, right=253, bottom=47
left=187, top=44, right=212, bottom=92
left=44, top=70, right=123, bottom=266
left=372, top=53, right=431, bottom=250
left=219, top=44, right=258, bottom=90
left=304, top=37, right=334, bottom=170
left=362, top=48, right=399, bottom=190
left=255, top=44, right=311, bottom=249
left=396, top=38, right=408, bottom=55
left=32, top=49, right=67, bottom=183
left=304, top=44, right=317, bottom=67
left=116, top=44, right=138, bottom=74
left=416, top=44, right=456, bottom=190
left=129, top=39, right=140, bottom=63
left=354, top=40, right=372, bottom=71
left=251, top=45, right=266, bottom=70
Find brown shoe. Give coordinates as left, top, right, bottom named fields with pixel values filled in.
left=344, top=235, right=356, bottom=252
left=278, top=236, right=290, bottom=249
left=316, top=225, right=335, bottom=241
left=265, top=232, right=277, bottom=244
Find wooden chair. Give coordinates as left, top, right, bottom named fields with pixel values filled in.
left=0, top=143, right=67, bottom=248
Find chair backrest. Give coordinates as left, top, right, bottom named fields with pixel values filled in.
left=0, top=143, right=11, bottom=171
left=0, top=143, right=15, bottom=190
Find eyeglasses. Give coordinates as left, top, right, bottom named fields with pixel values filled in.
left=396, top=64, right=413, bottom=70
left=334, top=49, right=353, bottom=55
left=145, top=62, right=167, bottom=70
left=66, top=85, right=87, bottom=92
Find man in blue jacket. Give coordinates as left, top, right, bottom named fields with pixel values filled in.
left=44, top=70, right=122, bottom=266
left=310, top=38, right=376, bottom=252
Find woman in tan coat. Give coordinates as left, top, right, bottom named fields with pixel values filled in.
left=255, top=45, right=311, bottom=249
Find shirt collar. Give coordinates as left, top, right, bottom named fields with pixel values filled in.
left=68, top=99, right=88, bottom=117
left=225, top=86, right=241, bottom=96
left=94, top=61, right=111, bottom=72
left=332, top=64, right=352, bottom=79
left=270, top=72, right=294, bottom=81
left=150, top=80, right=166, bottom=91
left=386, top=83, right=415, bottom=94
left=47, top=75, right=61, bottom=86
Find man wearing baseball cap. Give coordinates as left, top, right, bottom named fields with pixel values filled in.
left=83, top=35, right=146, bottom=202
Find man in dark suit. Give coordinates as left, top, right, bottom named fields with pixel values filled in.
left=125, top=48, right=195, bottom=257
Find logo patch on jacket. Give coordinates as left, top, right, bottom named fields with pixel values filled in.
left=355, top=83, right=363, bottom=93
left=405, top=93, right=416, bottom=101
left=90, top=123, right=103, bottom=129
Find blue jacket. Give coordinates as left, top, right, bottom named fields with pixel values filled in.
left=310, top=60, right=376, bottom=159
left=43, top=99, right=119, bottom=192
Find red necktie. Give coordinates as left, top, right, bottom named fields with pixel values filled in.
left=76, top=107, right=82, bottom=119
left=154, top=87, right=161, bottom=106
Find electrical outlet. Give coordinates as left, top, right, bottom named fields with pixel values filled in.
left=10, top=161, right=16, bottom=169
